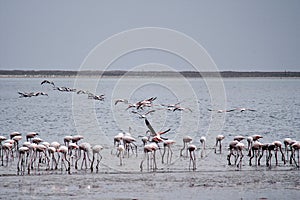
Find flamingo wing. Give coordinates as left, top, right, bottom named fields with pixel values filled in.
left=145, top=119, right=156, bottom=136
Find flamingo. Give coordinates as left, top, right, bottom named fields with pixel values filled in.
left=162, top=139, right=176, bottom=164
left=283, top=138, right=293, bottom=162
left=48, top=146, right=57, bottom=170
left=115, top=144, right=125, bottom=166
left=247, top=134, right=263, bottom=156
left=17, top=146, right=29, bottom=174
left=2, top=141, right=14, bottom=165
left=199, top=136, right=206, bottom=158
left=290, top=141, right=300, bottom=168
left=140, top=142, right=158, bottom=171
left=57, top=145, right=70, bottom=174
left=249, top=141, right=263, bottom=166
left=26, top=132, right=39, bottom=142
left=41, top=80, right=55, bottom=87
left=90, top=145, right=103, bottom=172
left=227, top=140, right=239, bottom=165
left=207, top=108, right=235, bottom=113
left=131, top=110, right=155, bottom=118
left=215, top=134, right=225, bottom=154
left=71, top=135, right=84, bottom=144
left=0, top=136, right=7, bottom=166
left=63, top=135, right=73, bottom=147
left=122, top=134, right=137, bottom=157
left=235, top=142, right=245, bottom=169
left=180, top=136, right=193, bottom=157
left=187, top=144, right=197, bottom=171
left=114, top=99, right=128, bottom=105
left=10, top=132, right=21, bottom=139
left=145, top=118, right=171, bottom=155
left=173, top=105, right=192, bottom=112
left=273, top=141, right=286, bottom=165
left=258, top=143, right=270, bottom=166
left=76, top=142, right=91, bottom=170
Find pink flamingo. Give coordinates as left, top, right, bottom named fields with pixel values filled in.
left=90, top=145, right=103, bottom=172
left=162, top=139, right=176, bottom=164
left=188, top=144, right=197, bottom=171
left=215, top=135, right=225, bottom=154
left=180, top=136, right=193, bottom=157
left=140, top=142, right=158, bottom=171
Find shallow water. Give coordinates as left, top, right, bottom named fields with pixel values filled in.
left=0, top=77, right=299, bottom=199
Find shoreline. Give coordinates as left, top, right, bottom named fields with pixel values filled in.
left=0, top=70, right=300, bottom=78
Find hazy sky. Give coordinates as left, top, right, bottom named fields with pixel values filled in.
left=0, top=0, right=299, bottom=71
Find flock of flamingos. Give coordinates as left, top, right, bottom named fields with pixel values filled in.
left=0, top=80, right=299, bottom=175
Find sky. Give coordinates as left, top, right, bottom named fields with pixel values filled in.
left=0, top=0, right=299, bottom=71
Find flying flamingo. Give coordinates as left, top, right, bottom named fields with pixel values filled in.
left=187, top=144, right=197, bottom=171
left=131, top=110, right=155, bottom=118
left=90, top=145, right=103, bottom=172
left=144, top=118, right=171, bottom=155
left=215, top=134, right=225, bottom=154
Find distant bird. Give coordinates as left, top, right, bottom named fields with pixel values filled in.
left=18, top=92, right=35, bottom=98
left=76, top=90, right=89, bottom=94
left=215, top=134, right=225, bottom=154
left=207, top=108, right=235, bottom=113
left=18, top=91, right=48, bottom=98
left=41, top=80, right=55, bottom=87
left=160, top=102, right=181, bottom=108
left=132, top=110, right=155, bottom=118
left=114, top=99, right=128, bottom=105
left=234, top=107, right=256, bottom=112
left=173, top=106, right=192, bottom=112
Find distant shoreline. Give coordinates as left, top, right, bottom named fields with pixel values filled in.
left=0, top=70, right=299, bottom=78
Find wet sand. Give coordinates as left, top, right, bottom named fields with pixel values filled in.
left=0, top=146, right=299, bottom=199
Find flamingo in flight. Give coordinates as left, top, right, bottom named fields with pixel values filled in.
left=131, top=110, right=155, bottom=118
